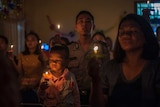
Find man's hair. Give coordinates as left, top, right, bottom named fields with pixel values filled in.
left=0, top=35, right=8, bottom=44
left=75, top=10, right=94, bottom=23
left=49, top=44, right=69, bottom=59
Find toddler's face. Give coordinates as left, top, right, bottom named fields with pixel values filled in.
left=49, top=52, right=66, bottom=73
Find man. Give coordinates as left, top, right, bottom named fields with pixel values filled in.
left=68, top=10, right=95, bottom=105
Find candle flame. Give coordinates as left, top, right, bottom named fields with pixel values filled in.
left=10, top=44, right=14, bottom=49
left=94, top=45, right=98, bottom=54
left=57, top=24, right=60, bottom=30
left=39, top=40, right=42, bottom=44
left=45, top=71, right=48, bottom=75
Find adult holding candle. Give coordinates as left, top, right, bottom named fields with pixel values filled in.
left=88, top=13, right=160, bottom=107
left=0, top=35, right=18, bottom=76
left=17, top=31, right=48, bottom=103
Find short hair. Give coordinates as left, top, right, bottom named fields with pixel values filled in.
left=0, top=35, right=8, bottom=45
left=49, top=44, right=69, bottom=59
left=114, top=13, right=159, bottom=62
left=92, top=31, right=106, bottom=40
left=75, top=10, right=94, bottom=23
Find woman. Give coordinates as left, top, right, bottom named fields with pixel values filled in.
left=88, top=13, right=160, bottom=107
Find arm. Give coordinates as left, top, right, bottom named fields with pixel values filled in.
left=88, top=57, right=108, bottom=107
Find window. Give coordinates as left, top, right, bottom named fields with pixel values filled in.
left=135, top=1, right=160, bottom=34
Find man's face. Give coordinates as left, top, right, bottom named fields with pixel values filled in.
left=75, top=13, right=95, bottom=38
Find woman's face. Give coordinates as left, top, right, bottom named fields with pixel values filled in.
left=118, top=20, right=145, bottom=52
left=26, top=35, right=39, bottom=49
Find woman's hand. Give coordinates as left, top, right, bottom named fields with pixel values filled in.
left=88, top=57, right=101, bottom=82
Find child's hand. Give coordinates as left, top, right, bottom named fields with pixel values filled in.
left=40, top=82, right=49, bottom=90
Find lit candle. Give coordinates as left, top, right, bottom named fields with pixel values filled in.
left=43, top=71, right=52, bottom=80
left=39, top=40, right=42, bottom=44
left=8, top=44, right=14, bottom=52
left=57, top=24, right=60, bottom=30
left=10, top=44, right=14, bottom=50
left=93, top=45, right=98, bottom=54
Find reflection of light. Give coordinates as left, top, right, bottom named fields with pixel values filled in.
left=93, top=45, right=98, bottom=54
left=147, top=0, right=150, bottom=4
left=41, top=45, right=44, bottom=50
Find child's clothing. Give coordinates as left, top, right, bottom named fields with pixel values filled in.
left=37, top=68, right=80, bottom=107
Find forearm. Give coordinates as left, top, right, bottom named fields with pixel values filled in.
left=90, top=81, right=107, bottom=107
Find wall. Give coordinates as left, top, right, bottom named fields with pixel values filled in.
left=24, top=0, right=146, bottom=43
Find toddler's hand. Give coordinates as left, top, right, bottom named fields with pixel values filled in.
left=40, top=82, right=49, bottom=90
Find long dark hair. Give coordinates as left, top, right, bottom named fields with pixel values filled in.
left=22, top=31, right=41, bottom=55
left=114, top=13, right=159, bottom=62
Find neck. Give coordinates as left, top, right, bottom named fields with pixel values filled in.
left=51, top=69, right=64, bottom=78
left=124, top=50, right=146, bottom=66
left=29, top=48, right=36, bottom=54
left=79, top=36, right=92, bottom=52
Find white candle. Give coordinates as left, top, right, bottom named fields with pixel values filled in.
left=93, top=45, right=98, bottom=54
left=57, top=24, right=61, bottom=31
left=10, top=44, right=14, bottom=50
left=39, top=40, right=42, bottom=44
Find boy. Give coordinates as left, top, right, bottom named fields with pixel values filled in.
left=37, top=44, right=80, bottom=107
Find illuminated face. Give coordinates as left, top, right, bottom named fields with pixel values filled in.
left=118, top=20, right=145, bottom=52
left=75, top=13, right=94, bottom=37
left=49, top=52, right=66, bottom=73
left=26, top=35, right=39, bottom=49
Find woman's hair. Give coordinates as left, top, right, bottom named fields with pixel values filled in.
left=114, top=13, right=159, bottom=62
left=49, top=44, right=69, bottom=59
left=22, top=31, right=41, bottom=55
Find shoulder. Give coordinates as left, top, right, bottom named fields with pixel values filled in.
left=67, top=41, right=79, bottom=50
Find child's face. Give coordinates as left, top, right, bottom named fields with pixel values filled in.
left=49, top=52, right=67, bottom=73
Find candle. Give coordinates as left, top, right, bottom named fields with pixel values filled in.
left=39, top=40, right=42, bottom=44
left=8, top=44, right=14, bottom=52
left=57, top=24, right=61, bottom=30
left=10, top=44, right=14, bottom=50
left=93, top=45, right=98, bottom=54
left=43, top=71, right=52, bottom=80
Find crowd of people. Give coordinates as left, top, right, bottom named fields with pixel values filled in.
left=1, top=10, right=160, bottom=107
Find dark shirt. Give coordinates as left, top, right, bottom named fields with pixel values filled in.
left=108, top=73, right=142, bottom=107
